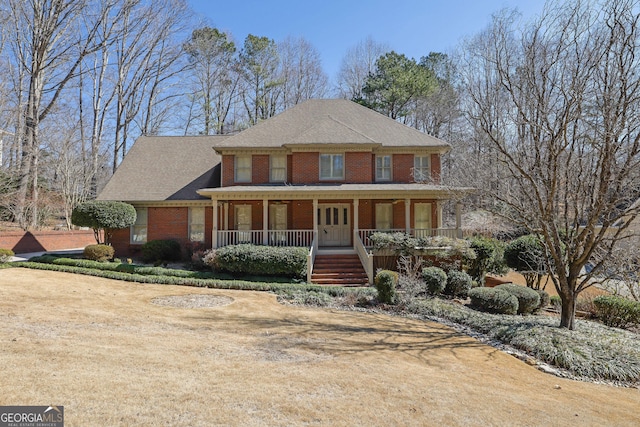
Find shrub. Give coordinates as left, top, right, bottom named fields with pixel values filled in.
left=375, top=270, right=398, bottom=304
left=536, top=289, right=550, bottom=311
left=141, top=239, right=182, bottom=264
left=421, top=267, right=447, bottom=296
left=215, top=244, right=307, bottom=278
left=468, top=287, right=519, bottom=315
left=71, top=200, right=136, bottom=244
left=202, top=249, right=218, bottom=270
left=593, top=295, right=640, bottom=329
left=467, top=236, right=506, bottom=284
left=504, top=234, right=547, bottom=289
left=550, top=295, right=561, bottom=309
left=0, top=248, right=15, bottom=263
left=444, top=270, right=473, bottom=298
left=83, top=244, right=115, bottom=262
left=495, top=283, right=540, bottom=315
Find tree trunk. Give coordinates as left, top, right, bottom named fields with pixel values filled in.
left=559, top=291, right=576, bottom=330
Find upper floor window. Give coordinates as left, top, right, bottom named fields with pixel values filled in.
left=235, top=155, right=252, bottom=183
left=270, top=155, right=286, bottom=182
left=320, top=153, right=344, bottom=180
left=130, top=207, right=147, bottom=244
left=413, top=155, right=430, bottom=182
left=376, top=155, right=392, bottom=181
left=189, top=207, right=205, bottom=242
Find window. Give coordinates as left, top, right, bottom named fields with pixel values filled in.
left=269, top=204, right=287, bottom=245
left=375, top=203, right=393, bottom=230
left=376, top=155, right=392, bottom=181
left=319, top=153, right=344, bottom=180
left=235, top=155, right=252, bottom=182
left=189, top=207, right=205, bottom=242
left=235, top=205, right=252, bottom=243
left=413, top=155, right=430, bottom=182
left=414, top=203, right=432, bottom=238
left=270, top=155, right=286, bottom=182
left=130, top=207, right=147, bottom=244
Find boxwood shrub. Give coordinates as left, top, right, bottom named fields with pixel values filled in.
left=215, top=244, right=307, bottom=279
left=593, top=295, right=640, bottom=329
left=468, top=287, right=519, bottom=315
left=141, top=239, right=182, bottom=264
left=495, top=283, right=540, bottom=315
left=83, top=244, right=115, bottom=262
left=375, top=270, right=398, bottom=304
left=422, top=266, right=447, bottom=296
left=444, top=270, right=473, bottom=298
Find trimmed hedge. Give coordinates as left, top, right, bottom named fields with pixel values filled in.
left=141, top=239, right=182, bottom=264
left=593, top=295, right=640, bottom=329
left=444, top=270, right=473, bottom=298
left=83, top=244, right=115, bottom=262
left=375, top=270, right=398, bottom=304
left=495, top=283, right=540, bottom=315
left=468, top=287, right=519, bottom=315
left=0, top=248, right=15, bottom=263
left=422, top=267, right=447, bottom=296
left=214, top=244, right=307, bottom=278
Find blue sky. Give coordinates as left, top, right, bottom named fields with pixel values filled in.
left=188, top=0, right=548, bottom=80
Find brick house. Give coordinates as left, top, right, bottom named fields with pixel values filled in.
left=98, top=99, right=471, bottom=284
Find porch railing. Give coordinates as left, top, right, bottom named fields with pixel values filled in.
left=354, top=231, right=374, bottom=285
left=358, top=228, right=460, bottom=248
left=307, top=232, right=318, bottom=283
left=217, top=229, right=314, bottom=247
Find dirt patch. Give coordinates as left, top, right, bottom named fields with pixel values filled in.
left=151, top=294, right=234, bottom=308
left=1, top=268, right=639, bottom=426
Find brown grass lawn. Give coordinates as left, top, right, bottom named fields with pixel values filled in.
left=1, top=269, right=639, bottom=426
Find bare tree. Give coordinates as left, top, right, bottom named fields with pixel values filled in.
left=461, top=0, right=640, bottom=329
left=336, top=36, right=389, bottom=99
left=277, top=36, right=328, bottom=109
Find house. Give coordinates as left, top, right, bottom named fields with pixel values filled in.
left=98, top=99, right=472, bottom=284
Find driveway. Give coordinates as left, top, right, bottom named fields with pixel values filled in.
left=0, top=268, right=638, bottom=426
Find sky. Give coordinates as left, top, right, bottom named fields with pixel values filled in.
left=188, top=0, right=548, bottom=82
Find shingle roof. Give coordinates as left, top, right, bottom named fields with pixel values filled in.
left=212, top=99, right=450, bottom=150
left=97, top=135, right=224, bottom=202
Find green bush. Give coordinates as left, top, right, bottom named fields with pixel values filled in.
left=468, top=287, right=519, bottom=315
left=0, top=248, right=15, bottom=263
left=71, top=200, right=136, bottom=245
left=467, top=236, right=506, bottom=284
left=536, top=289, right=550, bottom=311
left=421, top=266, right=447, bottom=296
left=83, top=244, right=115, bottom=262
left=202, top=249, right=218, bottom=270
left=550, top=295, right=561, bottom=309
left=593, top=295, right=640, bottom=329
left=444, top=270, right=473, bottom=298
left=495, top=283, right=540, bottom=315
left=215, top=244, right=307, bottom=278
left=375, top=270, right=398, bottom=304
left=141, top=239, right=182, bottom=264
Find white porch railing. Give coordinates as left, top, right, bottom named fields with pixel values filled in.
left=358, top=228, right=460, bottom=248
left=354, top=231, right=374, bottom=285
left=217, top=230, right=314, bottom=247
left=307, top=232, right=318, bottom=283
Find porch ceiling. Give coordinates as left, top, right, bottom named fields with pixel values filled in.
left=197, top=183, right=474, bottom=201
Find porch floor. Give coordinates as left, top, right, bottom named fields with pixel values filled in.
left=311, top=254, right=369, bottom=287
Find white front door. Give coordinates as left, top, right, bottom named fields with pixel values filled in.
left=318, top=204, right=350, bottom=246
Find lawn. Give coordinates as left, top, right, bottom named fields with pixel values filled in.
left=1, top=268, right=639, bottom=426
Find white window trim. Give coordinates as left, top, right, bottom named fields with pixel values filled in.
left=376, top=155, right=392, bottom=182
left=413, top=155, right=431, bottom=182
left=319, top=153, right=345, bottom=180
left=269, top=154, right=287, bottom=183
left=235, top=155, right=252, bottom=183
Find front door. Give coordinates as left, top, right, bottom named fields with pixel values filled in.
left=318, top=204, right=350, bottom=246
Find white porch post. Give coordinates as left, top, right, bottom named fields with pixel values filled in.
left=437, top=201, right=443, bottom=228
left=456, top=202, right=462, bottom=238
left=313, top=198, right=318, bottom=244
left=353, top=198, right=359, bottom=233
left=263, top=198, right=269, bottom=245
left=223, top=202, right=229, bottom=230
left=212, top=198, right=219, bottom=249
left=405, top=198, right=411, bottom=234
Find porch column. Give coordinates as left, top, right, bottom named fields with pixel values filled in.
left=456, top=202, right=462, bottom=238
left=405, top=198, right=411, bottom=234
left=437, top=201, right=443, bottom=228
left=313, top=198, right=318, bottom=245
left=212, top=198, right=218, bottom=249
left=263, top=198, right=269, bottom=245
left=353, top=198, right=359, bottom=233
left=223, top=202, right=229, bottom=231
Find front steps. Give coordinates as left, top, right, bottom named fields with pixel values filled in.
left=311, top=253, right=369, bottom=286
